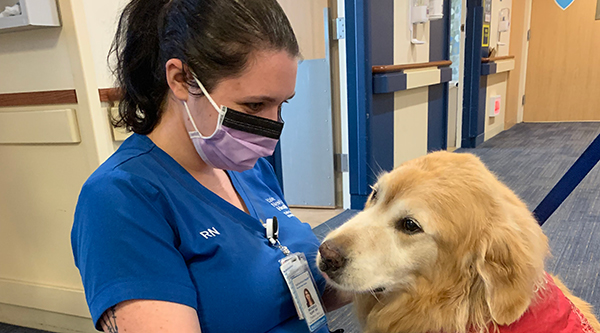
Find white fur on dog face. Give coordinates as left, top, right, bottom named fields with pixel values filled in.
left=318, top=175, right=439, bottom=293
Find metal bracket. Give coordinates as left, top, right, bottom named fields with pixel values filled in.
left=334, top=17, right=345, bottom=40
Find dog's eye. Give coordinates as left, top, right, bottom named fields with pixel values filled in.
left=368, top=186, right=378, bottom=203
left=396, top=217, right=422, bottom=235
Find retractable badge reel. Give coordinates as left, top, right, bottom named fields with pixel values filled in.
left=266, top=217, right=328, bottom=332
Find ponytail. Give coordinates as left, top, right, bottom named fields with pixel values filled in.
left=110, top=0, right=170, bottom=134
left=110, top=0, right=299, bottom=135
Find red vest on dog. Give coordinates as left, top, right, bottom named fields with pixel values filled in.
left=498, top=274, right=596, bottom=333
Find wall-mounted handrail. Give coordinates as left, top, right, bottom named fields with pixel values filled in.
left=0, top=90, right=78, bottom=107
left=98, top=88, right=122, bottom=103
left=481, top=55, right=515, bottom=63
left=372, top=60, right=452, bottom=74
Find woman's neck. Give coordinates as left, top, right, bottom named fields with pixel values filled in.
left=146, top=101, right=248, bottom=213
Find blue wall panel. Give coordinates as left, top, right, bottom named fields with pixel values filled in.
left=369, top=0, right=395, bottom=185
left=427, top=0, right=450, bottom=152
left=462, top=0, right=485, bottom=148
left=346, top=0, right=371, bottom=208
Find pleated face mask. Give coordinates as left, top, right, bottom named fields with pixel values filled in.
left=182, top=73, right=284, bottom=172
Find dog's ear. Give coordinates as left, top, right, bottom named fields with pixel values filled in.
left=475, top=219, right=546, bottom=325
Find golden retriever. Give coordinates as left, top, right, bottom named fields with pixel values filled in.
left=317, top=151, right=600, bottom=333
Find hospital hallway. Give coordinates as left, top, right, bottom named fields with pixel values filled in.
left=313, top=122, right=600, bottom=333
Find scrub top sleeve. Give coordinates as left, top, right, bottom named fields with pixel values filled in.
left=71, top=171, right=197, bottom=328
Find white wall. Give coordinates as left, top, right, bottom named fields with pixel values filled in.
left=81, top=0, right=128, bottom=88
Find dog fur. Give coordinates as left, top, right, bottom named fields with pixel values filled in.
left=317, top=151, right=600, bottom=333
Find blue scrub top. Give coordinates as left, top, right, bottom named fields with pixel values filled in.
left=71, top=134, right=329, bottom=333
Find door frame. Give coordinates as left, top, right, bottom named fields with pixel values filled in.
left=455, top=0, right=468, bottom=148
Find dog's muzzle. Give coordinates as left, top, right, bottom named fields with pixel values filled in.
left=318, top=240, right=347, bottom=280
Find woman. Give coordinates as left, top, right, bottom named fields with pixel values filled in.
left=304, top=289, right=316, bottom=308
left=70, top=0, right=349, bottom=332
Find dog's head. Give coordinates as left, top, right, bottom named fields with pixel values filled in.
left=317, top=151, right=548, bottom=327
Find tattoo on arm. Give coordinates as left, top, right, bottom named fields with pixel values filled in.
left=101, top=306, right=119, bottom=333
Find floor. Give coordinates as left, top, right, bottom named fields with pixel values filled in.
left=290, top=207, right=346, bottom=228
left=3, top=122, right=600, bottom=333
left=0, top=323, right=50, bottom=333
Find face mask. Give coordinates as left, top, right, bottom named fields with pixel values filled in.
left=182, top=73, right=284, bottom=172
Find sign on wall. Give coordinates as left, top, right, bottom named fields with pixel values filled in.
left=482, top=23, right=490, bottom=47
left=555, top=0, right=575, bottom=10
left=483, top=0, right=492, bottom=22
left=482, top=0, right=491, bottom=47
left=596, top=0, right=600, bottom=19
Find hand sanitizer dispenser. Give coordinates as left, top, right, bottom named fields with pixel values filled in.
left=410, top=0, right=429, bottom=44
left=497, top=8, right=510, bottom=46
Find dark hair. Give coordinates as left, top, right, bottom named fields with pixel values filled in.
left=110, top=0, right=299, bottom=134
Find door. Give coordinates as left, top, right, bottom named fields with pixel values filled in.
left=524, top=0, right=600, bottom=121
left=448, top=0, right=467, bottom=149
left=277, top=0, right=336, bottom=207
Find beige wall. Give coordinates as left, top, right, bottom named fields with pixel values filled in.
left=278, top=0, right=327, bottom=60
left=0, top=0, right=114, bottom=331
left=484, top=72, right=508, bottom=140
left=483, top=0, right=513, bottom=141
left=505, top=0, right=530, bottom=130
left=0, top=28, right=74, bottom=93
left=393, top=2, right=431, bottom=167
left=489, top=0, right=512, bottom=56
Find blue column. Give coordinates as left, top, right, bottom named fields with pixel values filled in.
left=461, top=0, right=487, bottom=148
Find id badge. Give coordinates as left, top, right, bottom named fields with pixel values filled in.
left=279, top=253, right=327, bottom=332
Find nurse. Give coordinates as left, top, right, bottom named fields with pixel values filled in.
left=70, top=0, right=350, bottom=332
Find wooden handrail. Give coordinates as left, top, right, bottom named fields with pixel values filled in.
left=482, top=55, right=515, bottom=63
left=372, top=60, right=452, bottom=74
left=0, top=90, right=78, bottom=107
left=99, top=88, right=123, bottom=103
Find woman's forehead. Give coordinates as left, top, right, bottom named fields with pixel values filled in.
left=216, top=50, right=298, bottom=100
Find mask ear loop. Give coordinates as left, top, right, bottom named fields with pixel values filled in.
left=183, top=72, right=227, bottom=139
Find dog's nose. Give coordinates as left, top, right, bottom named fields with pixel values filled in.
left=319, top=240, right=347, bottom=273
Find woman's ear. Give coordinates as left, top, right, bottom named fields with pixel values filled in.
left=165, top=58, right=189, bottom=101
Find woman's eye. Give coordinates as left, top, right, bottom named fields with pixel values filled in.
left=396, top=217, right=422, bottom=235
left=245, top=103, right=263, bottom=112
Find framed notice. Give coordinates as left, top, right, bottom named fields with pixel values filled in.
left=483, top=0, right=492, bottom=22
left=596, top=0, right=600, bottom=20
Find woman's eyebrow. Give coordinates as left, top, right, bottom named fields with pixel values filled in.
left=241, top=93, right=296, bottom=103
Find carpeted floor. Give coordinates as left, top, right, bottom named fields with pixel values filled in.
left=3, top=122, right=599, bottom=333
